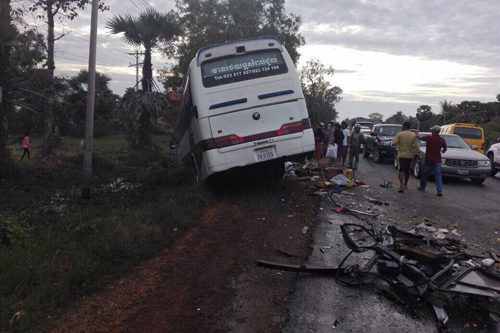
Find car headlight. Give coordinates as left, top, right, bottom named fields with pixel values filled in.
left=378, top=140, right=391, bottom=146
left=478, top=160, right=491, bottom=167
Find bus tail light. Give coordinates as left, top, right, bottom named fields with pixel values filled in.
left=201, top=118, right=311, bottom=151
left=277, top=121, right=304, bottom=136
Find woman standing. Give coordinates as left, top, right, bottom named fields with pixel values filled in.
left=21, top=131, right=30, bottom=160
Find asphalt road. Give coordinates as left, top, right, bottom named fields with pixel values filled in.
left=283, top=156, right=499, bottom=333
left=356, top=155, right=500, bottom=250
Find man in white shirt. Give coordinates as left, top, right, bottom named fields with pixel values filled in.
left=340, top=121, right=350, bottom=166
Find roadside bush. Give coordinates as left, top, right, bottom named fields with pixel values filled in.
left=0, top=186, right=205, bottom=331
left=137, top=157, right=193, bottom=189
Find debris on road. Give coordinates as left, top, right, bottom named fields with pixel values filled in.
left=379, top=181, right=393, bottom=188
left=482, top=258, right=495, bottom=267
left=257, top=222, right=500, bottom=331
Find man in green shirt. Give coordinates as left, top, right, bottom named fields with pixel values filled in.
left=392, top=121, right=419, bottom=192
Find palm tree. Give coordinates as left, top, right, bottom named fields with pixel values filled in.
left=440, top=100, right=453, bottom=125
left=107, top=8, right=180, bottom=92
left=107, top=9, right=179, bottom=150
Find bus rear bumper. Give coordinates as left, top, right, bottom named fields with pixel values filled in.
left=200, top=130, right=314, bottom=180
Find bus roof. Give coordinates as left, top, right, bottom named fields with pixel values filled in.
left=196, top=36, right=281, bottom=63
left=442, top=123, right=482, bottom=128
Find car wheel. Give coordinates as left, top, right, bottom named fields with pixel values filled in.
left=471, top=178, right=486, bottom=185
left=488, top=153, right=497, bottom=176
left=413, top=160, right=421, bottom=178
left=363, top=145, right=369, bottom=158
left=373, top=149, right=382, bottom=163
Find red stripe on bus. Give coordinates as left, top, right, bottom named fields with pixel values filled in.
left=201, top=118, right=311, bottom=152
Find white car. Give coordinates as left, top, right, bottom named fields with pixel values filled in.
left=486, top=138, right=500, bottom=176
left=360, top=128, right=371, bottom=151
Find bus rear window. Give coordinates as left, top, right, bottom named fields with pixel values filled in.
left=201, top=50, right=288, bottom=87
left=454, top=127, right=482, bottom=139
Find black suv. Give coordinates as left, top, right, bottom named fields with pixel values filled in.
left=363, top=124, right=402, bottom=163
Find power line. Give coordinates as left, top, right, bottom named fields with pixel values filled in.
left=127, top=0, right=144, bottom=12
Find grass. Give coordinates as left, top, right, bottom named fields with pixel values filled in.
left=0, top=133, right=204, bottom=331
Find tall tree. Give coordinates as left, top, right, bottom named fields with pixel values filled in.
left=107, top=8, right=180, bottom=150
left=166, top=0, right=305, bottom=90
left=107, top=8, right=179, bottom=92
left=299, top=59, right=342, bottom=124
left=416, top=104, right=433, bottom=131
left=440, top=99, right=453, bottom=125
left=368, top=112, right=384, bottom=123
left=61, top=70, right=119, bottom=136
left=28, top=0, right=108, bottom=155
left=0, top=0, right=17, bottom=169
left=385, top=111, right=407, bottom=124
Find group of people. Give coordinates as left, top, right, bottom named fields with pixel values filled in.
left=313, top=121, right=366, bottom=170
left=314, top=119, right=447, bottom=196
left=392, top=121, right=447, bottom=196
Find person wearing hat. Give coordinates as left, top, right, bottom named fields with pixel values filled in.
left=348, top=124, right=365, bottom=170
left=418, top=125, right=447, bottom=196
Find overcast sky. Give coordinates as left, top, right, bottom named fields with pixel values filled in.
left=21, top=0, right=500, bottom=121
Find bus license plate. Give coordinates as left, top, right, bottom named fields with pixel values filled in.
left=457, top=169, right=469, bottom=175
left=255, top=147, right=275, bottom=161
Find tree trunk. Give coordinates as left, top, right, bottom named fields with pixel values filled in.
left=141, top=47, right=152, bottom=92
left=42, top=0, right=56, bottom=155
left=0, top=0, right=11, bottom=163
left=138, top=47, right=152, bottom=150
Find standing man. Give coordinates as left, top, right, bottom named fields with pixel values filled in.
left=419, top=125, right=447, bottom=196
left=313, top=122, right=325, bottom=160
left=392, top=121, right=419, bottom=192
left=324, top=121, right=332, bottom=157
left=348, top=124, right=365, bottom=170
left=340, top=121, right=350, bottom=166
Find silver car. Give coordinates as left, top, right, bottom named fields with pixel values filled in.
left=411, top=133, right=491, bottom=184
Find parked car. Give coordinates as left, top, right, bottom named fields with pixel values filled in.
left=357, top=121, right=374, bottom=130
left=363, top=124, right=402, bottom=163
left=486, top=137, right=500, bottom=176
left=411, top=133, right=491, bottom=184
left=359, top=127, right=371, bottom=152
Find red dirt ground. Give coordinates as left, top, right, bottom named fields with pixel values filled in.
left=51, top=179, right=317, bottom=332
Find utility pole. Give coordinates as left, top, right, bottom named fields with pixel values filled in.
left=81, top=0, right=99, bottom=199
left=128, top=50, right=144, bottom=90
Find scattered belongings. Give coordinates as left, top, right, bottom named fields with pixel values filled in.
left=257, top=223, right=500, bottom=331
left=363, top=195, right=388, bottom=206
left=380, top=181, right=393, bottom=188
left=325, top=167, right=343, bottom=179
left=330, top=174, right=351, bottom=186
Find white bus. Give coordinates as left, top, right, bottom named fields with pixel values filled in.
left=174, top=36, right=315, bottom=181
